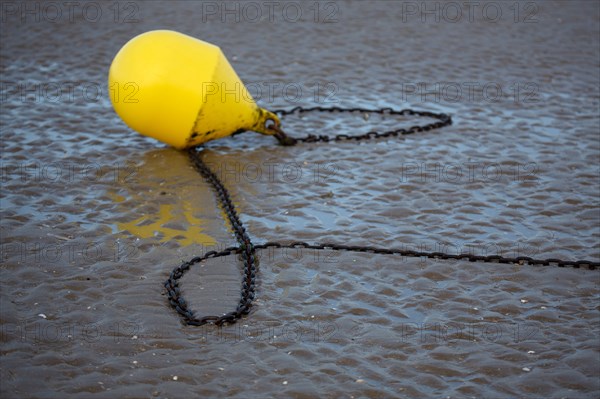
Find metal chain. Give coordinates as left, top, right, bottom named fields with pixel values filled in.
left=165, top=106, right=598, bottom=327
left=270, top=106, right=453, bottom=143
left=164, top=148, right=258, bottom=326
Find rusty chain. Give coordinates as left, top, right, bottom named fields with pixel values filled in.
left=165, top=106, right=599, bottom=327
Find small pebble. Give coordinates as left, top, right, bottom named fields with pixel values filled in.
left=132, top=335, right=138, bottom=340
left=132, top=361, right=138, bottom=364
left=282, top=381, right=288, bottom=385
left=522, top=367, right=531, bottom=372
left=527, top=351, right=535, bottom=354
left=520, top=299, right=528, bottom=303
left=173, top=376, right=178, bottom=381
left=356, top=379, right=365, bottom=383
left=218, top=367, right=224, bottom=371
left=38, top=313, right=47, bottom=319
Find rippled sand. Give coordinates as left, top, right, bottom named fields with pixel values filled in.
left=1, top=1, right=599, bottom=398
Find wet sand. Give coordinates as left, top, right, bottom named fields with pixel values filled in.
left=1, top=1, right=599, bottom=398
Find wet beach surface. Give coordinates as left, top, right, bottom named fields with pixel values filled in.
left=1, top=1, right=599, bottom=398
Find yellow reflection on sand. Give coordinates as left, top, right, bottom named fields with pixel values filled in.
left=111, top=148, right=217, bottom=248
left=117, top=203, right=216, bottom=247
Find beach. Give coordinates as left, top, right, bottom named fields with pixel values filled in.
left=1, top=1, right=599, bottom=397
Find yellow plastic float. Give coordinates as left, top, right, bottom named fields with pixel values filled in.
left=108, top=30, right=288, bottom=148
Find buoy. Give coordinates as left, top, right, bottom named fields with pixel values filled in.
left=108, top=30, right=286, bottom=148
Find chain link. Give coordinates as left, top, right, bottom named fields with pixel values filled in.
left=165, top=106, right=598, bottom=327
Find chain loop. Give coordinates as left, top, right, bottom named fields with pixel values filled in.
left=165, top=106, right=598, bottom=327
left=269, top=106, right=452, bottom=143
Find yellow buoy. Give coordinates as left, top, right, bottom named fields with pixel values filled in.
left=108, top=30, right=284, bottom=148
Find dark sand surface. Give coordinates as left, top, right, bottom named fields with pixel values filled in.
left=1, top=1, right=599, bottom=398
